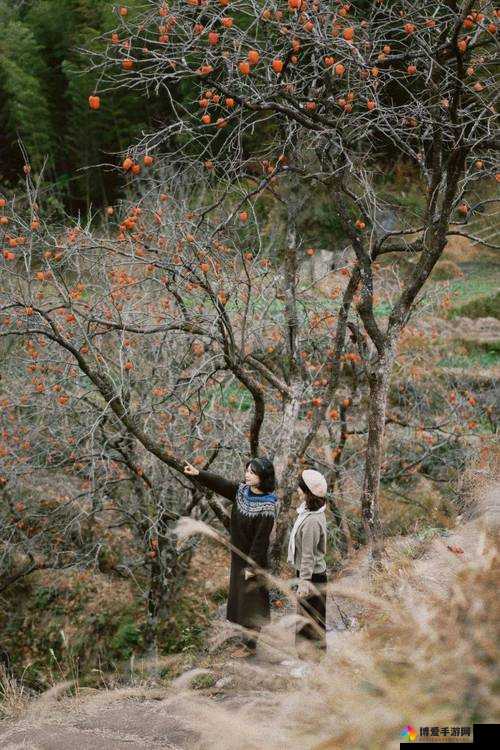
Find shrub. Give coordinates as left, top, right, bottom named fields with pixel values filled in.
left=450, top=291, right=500, bottom=320
left=431, top=260, right=464, bottom=281
left=110, top=619, right=142, bottom=660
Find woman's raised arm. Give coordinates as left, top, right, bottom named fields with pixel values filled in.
left=184, top=464, right=239, bottom=502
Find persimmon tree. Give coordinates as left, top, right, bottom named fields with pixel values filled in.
left=1, top=2, right=498, bottom=633
left=1, top=167, right=366, bottom=656
left=1, top=178, right=493, bottom=635
left=1, top=185, right=358, bottom=532
left=0, top=206, right=494, bottom=662
left=81, top=0, right=499, bottom=558
left=0, top=339, right=213, bottom=653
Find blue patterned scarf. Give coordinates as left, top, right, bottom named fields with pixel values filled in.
left=236, top=483, right=277, bottom=518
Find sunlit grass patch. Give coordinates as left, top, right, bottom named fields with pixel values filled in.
left=438, top=349, right=499, bottom=369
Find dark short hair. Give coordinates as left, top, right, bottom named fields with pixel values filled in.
left=246, top=457, right=276, bottom=493
left=298, top=475, right=325, bottom=511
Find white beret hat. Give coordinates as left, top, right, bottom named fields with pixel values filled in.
left=301, top=469, right=328, bottom=498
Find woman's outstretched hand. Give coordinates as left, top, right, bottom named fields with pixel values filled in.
left=184, top=463, right=200, bottom=477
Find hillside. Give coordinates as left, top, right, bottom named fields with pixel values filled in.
left=0, top=464, right=498, bottom=750
left=1, top=238, right=498, bottom=690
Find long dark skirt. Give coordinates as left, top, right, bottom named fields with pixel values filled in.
left=295, top=571, right=327, bottom=656
left=227, top=551, right=270, bottom=641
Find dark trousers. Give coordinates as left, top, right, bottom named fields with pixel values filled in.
left=295, top=571, right=327, bottom=655
left=228, top=558, right=270, bottom=652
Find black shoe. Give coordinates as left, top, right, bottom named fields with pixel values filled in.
left=242, top=637, right=257, bottom=652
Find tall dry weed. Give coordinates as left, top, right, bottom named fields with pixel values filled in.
left=0, top=666, right=30, bottom=721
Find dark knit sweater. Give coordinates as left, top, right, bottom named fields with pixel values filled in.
left=195, top=470, right=277, bottom=629
left=195, top=470, right=276, bottom=568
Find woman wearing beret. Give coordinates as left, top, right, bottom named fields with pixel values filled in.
left=287, top=469, right=328, bottom=658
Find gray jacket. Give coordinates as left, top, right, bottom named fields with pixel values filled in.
left=292, top=513, right=327, bottom=579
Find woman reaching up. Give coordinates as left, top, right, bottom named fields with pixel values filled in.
left=184, top=457, right=277, bottom=655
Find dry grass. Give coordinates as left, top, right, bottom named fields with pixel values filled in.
left=431, top=259, right=464, bottom=280
left=0, top=666, right=30, bottom=721
left=442, top=234, right=498, bottom=264
left=179, top=473, right=500, bottom=750
left=179, top=547, right=498, bottom=749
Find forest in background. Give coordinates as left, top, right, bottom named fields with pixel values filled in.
left=0, top=0, right=420, bottom=226
left=0, top=0, right=184, bottom=213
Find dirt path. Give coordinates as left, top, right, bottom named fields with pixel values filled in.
left=0, top=658, right=297, bottom=750
left=0, top=602, right=345, bottom=750
left=0, top=692, right=197, bottom=749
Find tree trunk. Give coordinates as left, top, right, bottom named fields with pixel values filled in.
left=269, top=385, right=302, bottom=569
left=328, top=451, right=353, bottom=558
left=270, top=478, right=295, bottom=571
left=144, top=534, right=193, bottom=658
left=361, top=348, right=394, bottom=561
left=143, top=496, right=178, bottom=657
left=144, top=556, right=163, bottom=658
